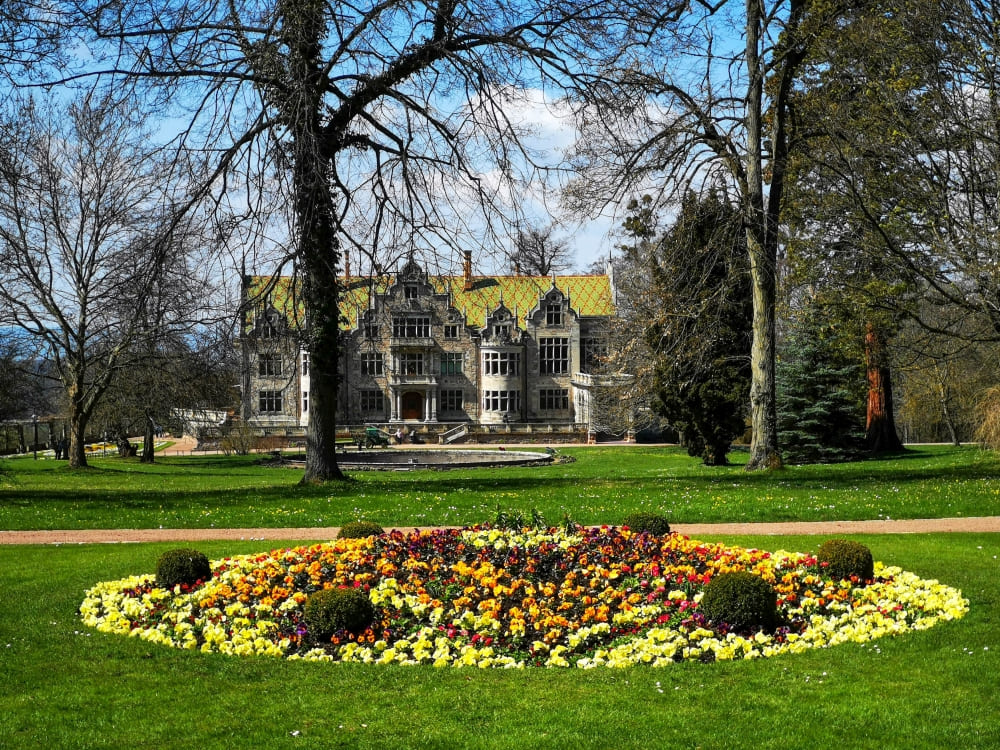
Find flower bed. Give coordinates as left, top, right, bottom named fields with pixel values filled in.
left=80, top=526, right=968, bottom=668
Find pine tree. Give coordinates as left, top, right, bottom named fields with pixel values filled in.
left=777, top=307, right=867, bottom=464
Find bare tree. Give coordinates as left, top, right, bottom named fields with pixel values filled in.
left=565, top=0, right=816, bottom=470
left=71, top=0, right=682, bottom=481
left=0, top=89, right=217, bottom=467
left=510, top=222, right=571, bottom=276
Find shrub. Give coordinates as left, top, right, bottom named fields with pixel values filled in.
left=817, top=539, right=874, bottom=581
left=156, top=548, right=212, bottom=588
left=337, top=521, right=385, bottom=539
left=303, top=587, right=375, bottom=642
left=975, top=386, right=1000, bottom=452
left=622, top=512, right=671, bottom=536
left=700, top=571, right=778, bottom=632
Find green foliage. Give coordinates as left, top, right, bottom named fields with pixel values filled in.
left=622, top=512, right=671, bottom=536
left=303, top=587, right=376, bottom=641
left=699, top=571, right=779, bottom=633
left=777, top=304, right=867, bottom=464
left=817, top=539, right=875, bottom=581
left=633, top=190, right=751, bottom=466
left=494, top=505, right=546, bottom=530
left=155, top=548, right=211, bottom=588
left=337, top=521, right=385, bottom=539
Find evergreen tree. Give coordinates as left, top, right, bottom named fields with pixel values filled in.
left=640, top=190, right=751, bottom=466
left=777, top=306, right=867, bottom=464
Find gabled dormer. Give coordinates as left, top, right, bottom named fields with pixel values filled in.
left=390, top=257, right=431, bottom=303
left=527, top=281, right=577, bottom=329
left=482, top=302, right=522, bottom=344
left=254, top=307, right=287, bottom=340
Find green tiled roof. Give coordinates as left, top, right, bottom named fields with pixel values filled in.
left=251, top=273, right=614, bottom=330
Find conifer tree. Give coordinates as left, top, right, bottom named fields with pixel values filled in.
left=777, top=306, right=867, bottom=464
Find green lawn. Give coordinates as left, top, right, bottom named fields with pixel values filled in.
left=1, top=447, right=999, bottom=747
left=1, top=444, right=1000, bottom=530
left=2, top=533, right=997, bottom=749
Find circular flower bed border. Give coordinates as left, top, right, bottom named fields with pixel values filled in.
left=80, top=526, right=968, bottom=668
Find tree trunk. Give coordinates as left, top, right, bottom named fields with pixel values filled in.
left=67, top=414, right=89, bottom=468
left=745, top=231, right=781, bottom=470
left=743, top=0, right=782, bottom=471
left=284, top=0, right=344, bottom=483
left=935, top=365, right=960, bottom=446
left=141, top=412, right=156, bottom=463
left=66, top=382, right=90, bottom=468
left=864, top=322, right=903, bottom=453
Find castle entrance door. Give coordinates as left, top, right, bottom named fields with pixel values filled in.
left=401, top=391, right=423, bottom=420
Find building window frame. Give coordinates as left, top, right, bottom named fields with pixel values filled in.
left=360, top=389, right=386, bottom=414
left=440, top=352, right=463, bottom=375
left=361, top=351, right=384, bottom=376
left=392, top=315, right=431, bottom=339
left=440, top=389, right=464, bottom=412
left=258, top=355, right=282, bottom=377
left=443, top=324, right=460, bottom=339
left=580, top=338, right=607, bottom=374
left=539, top=337, right=569, bottom=374
left=482, top=389, right=520, bottom=413
left=399, top=352, right=424, bottom=375
left=539, top=388, right=569, bottom=411
left=482, top=350, right=520, bottom=376
left=259, top=389, right=283, bottom=413
left=546, top=303, right=563, bottom=326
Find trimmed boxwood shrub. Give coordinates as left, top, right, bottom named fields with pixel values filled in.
left=818, top=539, right=874, bottom=581
left=700, top=571, right=778, bottom=632
left=156, top=548, right=212, bottom=588
left=337, top=521, right=385, bottom=539
left=304, top=587, right=376, bottom=642
left=622, top=512, right=671, bottom=536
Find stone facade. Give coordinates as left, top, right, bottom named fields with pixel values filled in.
left=243, top=255, right=615, bottom=432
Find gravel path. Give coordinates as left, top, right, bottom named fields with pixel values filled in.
left=2, top=516, right=999, bottom=545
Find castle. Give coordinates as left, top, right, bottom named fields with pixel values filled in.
left=243, top=252, right=616, bottom=438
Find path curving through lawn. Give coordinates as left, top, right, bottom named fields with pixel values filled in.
left=2, top=516, right=999, bottom=544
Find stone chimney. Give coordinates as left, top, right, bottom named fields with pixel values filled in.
left=344, top=254, right=351, bottom=280
left=463, top=250, right=473, bottom=291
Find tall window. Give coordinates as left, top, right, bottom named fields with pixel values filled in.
left=258, top=355, right=282, bottom=377
left=580, top=338, right=607, bottom=373
left=360, top=390, right=385, bottom=413
left=392, top=315, right=430, bottom=338
left=259, top=390, right=283, bottom=413
left=361, top=352, right=384, bottom=376
left=539, top=337, right=569, bottom=374
left=301, top=351, right=310, bottom=376
left=482, top=351, right=520, bottom=375
left=363, top=320, right=379, bottom=340
left=440, top=352, right=463, bottom=375
left=399, top=353, right=424, bottom=375
left=546, top=303, right=562, bottom=326
left=441, top=389, right=464, bottom=412
left=259, top=313, right=279, bottom=339
left=482, top=390, right=520, bottom=413
left=539, top=388, right=569, bottom=410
